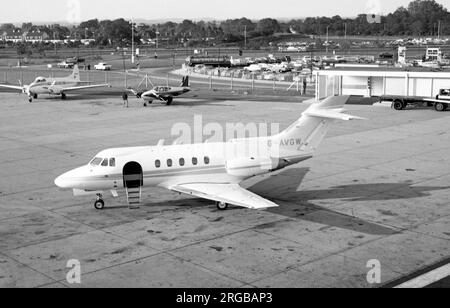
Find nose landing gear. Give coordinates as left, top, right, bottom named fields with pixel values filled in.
left=94, top=194, right=105, bottom=210
left=28, top=94, right=38, bottom=103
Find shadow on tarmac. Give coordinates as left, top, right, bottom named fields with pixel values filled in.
left=246, top=167, right=450, bottom=235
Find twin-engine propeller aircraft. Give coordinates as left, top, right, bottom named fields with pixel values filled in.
left=0, top=65, right=110, bottom=102
left=55, top=96, right=363, bottom=211
left=129, top=76, right=190, bottom=106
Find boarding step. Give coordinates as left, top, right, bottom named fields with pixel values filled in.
left=126, top=186, right=142, bottom=208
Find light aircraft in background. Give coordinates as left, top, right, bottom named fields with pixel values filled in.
left=55, top=96, right=363, bottom=211
left=128, top=76, right=191, bottom=106
left=0, top=65, right=110, bottom=102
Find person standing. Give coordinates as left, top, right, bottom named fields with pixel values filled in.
left=122, top=92, right=129, bottom=108
left=303, top=78, right=308, bottom=96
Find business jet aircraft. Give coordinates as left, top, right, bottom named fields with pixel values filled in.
left=129, top=76, right=190, bottom=106
left=0, top=65, right=110, bottom=102
left=55, top=96, right=363, bottom=211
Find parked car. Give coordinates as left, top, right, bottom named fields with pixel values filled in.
left=57, top=61, right=74, bottom=69
left=94, top=63, right=112, bottom=71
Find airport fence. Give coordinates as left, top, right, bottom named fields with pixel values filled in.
left=0, top=67, right=316, bottom=96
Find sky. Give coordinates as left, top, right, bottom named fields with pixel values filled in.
left=0, top=0, right=448, bottom=24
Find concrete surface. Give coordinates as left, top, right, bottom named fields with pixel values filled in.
left=0, top=92, right=449, bottom=288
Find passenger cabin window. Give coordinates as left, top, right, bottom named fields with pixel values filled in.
left=167, top=159, right=173, bottom=167
left=109, top=158, right=116, bottom=167
left=179, top=158, right=185, bottom=166
left=155, top=160, right=161, bottom=168
left=192, top=157, right=198, bottom=165
left=204, top=157, right=210, bottom=165
left=101, top=159, right=108, bottom=167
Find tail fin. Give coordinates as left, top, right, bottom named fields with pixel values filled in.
left=181, top=76, right=189, bottom=87
left=70, top=65, right=80, bottom=81
left=272, top=96, right=363, bottom=158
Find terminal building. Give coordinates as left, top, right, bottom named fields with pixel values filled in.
left=315, top=68, right=450, bottom=100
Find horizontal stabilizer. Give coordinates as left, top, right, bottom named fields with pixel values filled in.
left=304, top=109, right=366, bottom=121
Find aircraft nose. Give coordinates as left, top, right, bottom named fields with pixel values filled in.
left=54, top=172, right=72, bottom=188
left=54, top=166, right=89, bottom=189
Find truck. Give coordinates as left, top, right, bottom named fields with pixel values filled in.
left=379, top=88, right=450, bottom=112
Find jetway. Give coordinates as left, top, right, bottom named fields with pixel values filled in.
left=316, top=69, right=450, bottom=100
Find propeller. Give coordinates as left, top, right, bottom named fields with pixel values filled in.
left=49, top=80, right=56, bottom=92
left=17, top=80, right=30, bottom=96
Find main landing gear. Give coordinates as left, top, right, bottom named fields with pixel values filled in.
left=216, top=202, right=229, bottom=211
left=94, top=194, right=105, bottom=210
left=29, top=94, right=38, bottom=103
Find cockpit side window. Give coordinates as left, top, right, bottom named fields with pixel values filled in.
left=90, top=157, right=103, bottom=166
left=101, top=159, right=108, bottom=167
left=109, top=158, right=116, bottom=167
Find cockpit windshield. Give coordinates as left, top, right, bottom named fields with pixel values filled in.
left=35, top=77, right=46, bottom=83
left=90, top=157, right=103, bottom=166
left=90, top=157, right=116, bottom=167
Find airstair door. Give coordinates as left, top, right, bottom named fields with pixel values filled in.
left=123, top=162, right=143, bottom=207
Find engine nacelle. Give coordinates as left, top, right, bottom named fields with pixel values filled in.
left=226, top=157, right=290, bottom=178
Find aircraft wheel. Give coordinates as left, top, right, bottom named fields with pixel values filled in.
left=435, top=102, right=446, bottom=112
left=216, top=202, right=229, bottom=211
left=94, top=194, right=105, bottom=210
left=166, top=97, right=173, bottom=106
left=33, top=93, right=38, bottom=99
left=61, top=93, right=67, bottom=100
left=28, top=97, right=33, bottom=103
left=94, top=199, right=105, bottom=210
left=393, top=100, right=404, bottom=111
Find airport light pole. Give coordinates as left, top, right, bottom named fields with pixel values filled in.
left=53, top=32, right=57, bottom=56
left=244, top=25, right=247, bottom=50
left=438, top=20, right=441, bottom=39
left=155, top=29, right=159, bottom=58
left=344, top=22, right=347, bottom=40
left=131, top=20, right=135, bottom=64
left=326, top=25, right=330, bottom=54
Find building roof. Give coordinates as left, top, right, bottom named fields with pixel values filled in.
left=317, top=67, right=450, bottom=78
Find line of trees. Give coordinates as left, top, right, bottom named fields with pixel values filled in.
left=289, top=0, right=450, bottom=36
left=1, top=0, right=449, bottom=49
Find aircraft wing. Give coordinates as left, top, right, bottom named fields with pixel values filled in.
left=169, top=183, right=279, bottom=210
left=154, top=93, right=166, bottom=101
left=0, top=84, right=24, bottom=91
left=60, top=84, right=110, bottom=93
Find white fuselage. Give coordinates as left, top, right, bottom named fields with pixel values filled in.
left=28, top=78, right=79, bottom=95
left=55, top=95, right=360, bottom=209
left=55, top=137, right=311, bottom=193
